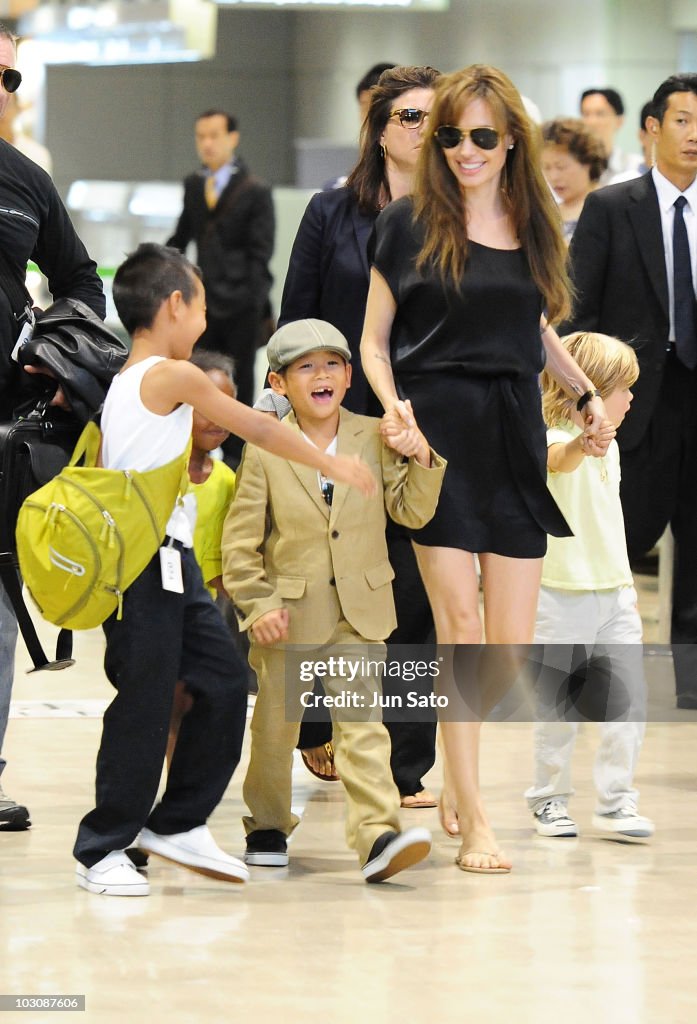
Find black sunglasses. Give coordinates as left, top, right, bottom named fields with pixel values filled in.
left=433, top=125, right=500, bottom=151
left=0, top=66, right=22, bottom=94
left=389, top=108, right=430, bottom=129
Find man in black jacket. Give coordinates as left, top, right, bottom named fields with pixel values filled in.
left=565, top=73, right=697, bottom=709
left=0, top=22, right=105, bottom=830
left=168, top=110, right=274, bottom=431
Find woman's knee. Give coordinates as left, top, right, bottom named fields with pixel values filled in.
left=431, top=601, right=481, bottom=643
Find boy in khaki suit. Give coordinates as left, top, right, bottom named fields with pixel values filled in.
left=222, top=319, right=446, bottom=882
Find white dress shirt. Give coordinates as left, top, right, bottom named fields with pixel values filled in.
left=652, top=165, right=697, bottom=342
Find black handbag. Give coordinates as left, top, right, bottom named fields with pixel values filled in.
left=0, top=404, right=79, bottom=670
left=0, top=251, right=126, bottom=670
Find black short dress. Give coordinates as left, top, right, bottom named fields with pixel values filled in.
left=371, top=197, right=571, bottom=558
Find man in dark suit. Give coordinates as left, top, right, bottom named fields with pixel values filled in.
left=168, top=110, right=274, bottom=447
left=566, top=73, right=697, bottom=708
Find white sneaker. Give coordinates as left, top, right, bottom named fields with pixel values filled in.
left=76, top=851, right=150, bottom=897
left=592, top=804, right=655, bottom=841
left=138, top=825, right=249, bottom=884
left=533, top=800, right=578, bottom=837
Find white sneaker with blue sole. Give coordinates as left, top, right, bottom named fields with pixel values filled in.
left=533, top=800, right=578, bottom=837
left=592, top=803, right=654, bottom=841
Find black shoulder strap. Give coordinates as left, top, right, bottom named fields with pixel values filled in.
left=0, top=554, right=74, bottom=672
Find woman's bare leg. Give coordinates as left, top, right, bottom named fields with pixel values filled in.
left=412, top=545, right=506, bottom=869
left=414, top=546, right=542, bottom=871
left=478, top=552, right=543, bottom=646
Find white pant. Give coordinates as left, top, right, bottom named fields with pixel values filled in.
left=525, top=586, right=646, bottom=815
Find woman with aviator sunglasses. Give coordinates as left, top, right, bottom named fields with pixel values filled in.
left=279, top=65, right=442, bottom=807
left=361, top=65, right=609, bottom=874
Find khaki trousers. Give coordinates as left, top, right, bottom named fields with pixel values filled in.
left=243, top=620, right=401, bottom=865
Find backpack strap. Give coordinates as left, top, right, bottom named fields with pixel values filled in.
left=68, top=420, right=102, bottom=468
left=0, top=553, right=74, bottom=672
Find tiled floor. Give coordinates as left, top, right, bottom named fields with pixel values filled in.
left=2, top=576, right=696, bottom=1024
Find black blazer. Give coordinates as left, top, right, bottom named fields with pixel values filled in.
left=168, top=160, right=274, bottom=322
left=279, top=187, right=377, bottom=414
left=564, top=172, right=671, bottom=451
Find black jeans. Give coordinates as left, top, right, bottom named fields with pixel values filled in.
left=74, top=548, right=248, bottom=867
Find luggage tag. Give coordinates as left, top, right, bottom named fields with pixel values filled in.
left=159, top=540, right=184, bottom=594
left=10, top=307, right=36, bottom=362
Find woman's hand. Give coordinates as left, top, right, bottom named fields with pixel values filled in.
left=380, top=398, right=419, bottom=451
left=582, top=395, right=611, bottom=449
left=380, top=401, right=430, bottom=465
left=581, top=417, right=615, bottom=457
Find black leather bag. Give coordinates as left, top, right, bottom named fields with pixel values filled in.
left=0, top=272, right=126, bottom=668
left=0, top=403, right=80, bottom=555
left=0, top=404, right=80, bottom=671
left=18, top=298, right=128, bottom=424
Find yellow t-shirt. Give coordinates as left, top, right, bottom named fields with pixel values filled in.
left=541, top=421, right=633, bottom=591
left=190, top=459, right=237, bottom=597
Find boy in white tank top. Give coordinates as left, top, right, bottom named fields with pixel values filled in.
left=74, top=244, right=376, bottom=898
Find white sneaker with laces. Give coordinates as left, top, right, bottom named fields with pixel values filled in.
left=533, top=800, right=578, bottom=837
left=592, top=803, right=654, bottom=840
left=138, top=824, right=249, bottom=883
left=76, top=850, right=150, bottom=897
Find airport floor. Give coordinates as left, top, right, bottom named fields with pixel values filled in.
left=2, top=573, right=696, bottom=1024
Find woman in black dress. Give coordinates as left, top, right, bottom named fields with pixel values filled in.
left=361, top=65, right=608, bottom=873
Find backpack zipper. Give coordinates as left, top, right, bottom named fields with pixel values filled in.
left=61, top=478, right=126, bottom=602
left=25, top=499, right=102, bottom=625
left=123, top=470, right=163, bottom=544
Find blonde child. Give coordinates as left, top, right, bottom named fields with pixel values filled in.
left=526, top=331, right=654, bottom=840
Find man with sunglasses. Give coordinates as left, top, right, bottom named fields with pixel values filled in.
left=0, top=23, right=105, bottom=832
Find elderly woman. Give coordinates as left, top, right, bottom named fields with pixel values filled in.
left=542, top=117, right=608, bottom=242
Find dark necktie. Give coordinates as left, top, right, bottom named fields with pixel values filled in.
left=673, top=195, right=697, bottom=370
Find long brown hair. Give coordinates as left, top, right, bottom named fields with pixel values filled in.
left=413, top=64, right=572, bottom=323
left=345, top=65, right=441, bottom=215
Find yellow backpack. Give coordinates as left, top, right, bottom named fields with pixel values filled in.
left=16, top=421, right=189, bottom=630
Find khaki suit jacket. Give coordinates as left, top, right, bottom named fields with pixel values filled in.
left=222, top=408, right=446, bottom=645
